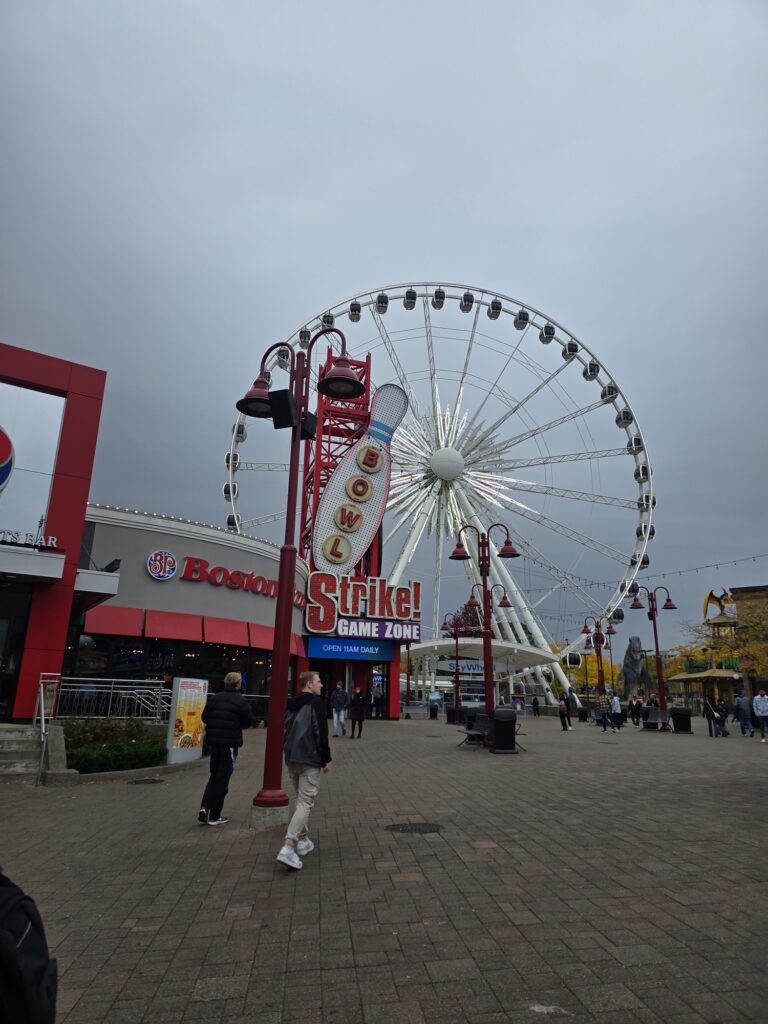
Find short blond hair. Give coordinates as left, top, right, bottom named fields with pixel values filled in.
left=223, top=672, right=242, bottom=691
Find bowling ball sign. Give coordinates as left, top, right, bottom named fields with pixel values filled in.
left=0, top=426, right=14, bottom=497
left=147, top=549, right=178, bottom=581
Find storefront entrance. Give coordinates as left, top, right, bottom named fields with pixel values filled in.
left=0, top=583, right=33, bottom=720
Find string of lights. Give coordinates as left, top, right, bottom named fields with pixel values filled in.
left=443, top=552, right=768, bottom=593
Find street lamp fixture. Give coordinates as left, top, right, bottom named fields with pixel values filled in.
left=236, top=327, right=363, bottom=815
left=630, top=585, right=676, bottom=728
left=442, top=607, right=477, bottom=725
left=450, top=521, right=519, bottom=714
left=582, top=616, right=617, bottom=695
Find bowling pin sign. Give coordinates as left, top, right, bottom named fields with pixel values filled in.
left=312, top=383, right=408, bottom=575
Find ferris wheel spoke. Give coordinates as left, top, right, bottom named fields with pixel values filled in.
left=238, top=510, right=287, bottom=530
left=467, top=398, right=608, bottom=464
left=483, top=448, right=631, bottom=471
left=453, top=301, right=481, bottom=416
left=384, top=488, right=432, bottom=545
left=387, top=481, right=441, bottom=587
left=465, top=472, right=637, bottom=509
left=457, top=326, right=530, bottom=445
left=432, top=512, right=444, bottom=640
left=236, top=462, right=290, bottom=471
left=489, top=491, right=628, bottom=563
left=422, top=299, right=442, bottom=444
left=369, top=307, right=424, bottom=419
left=461, top=358, right=573, bottom=461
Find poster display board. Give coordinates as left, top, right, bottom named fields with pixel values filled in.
left=166, top=677, right=208, bottom=764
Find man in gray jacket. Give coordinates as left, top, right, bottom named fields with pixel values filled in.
left=276, top=671, right=332, bottom=871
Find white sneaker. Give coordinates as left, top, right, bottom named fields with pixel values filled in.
left=567, top=726, right=572, bottom=731
left=296, top=838, right=315, bottom=856
left=276, top=846, right=302, bottom=870
left=762, top=739, right=766, bottom=744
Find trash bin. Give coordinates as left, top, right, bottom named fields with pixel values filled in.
left=577, top=706, right=589, bottom=723
left=429, top=703, right=438, bottom=720
left=670, top=708, right=693, bottom=734
left=492, top=706, right=517, bottom=754
left=446, top=707, right=456, bottom=725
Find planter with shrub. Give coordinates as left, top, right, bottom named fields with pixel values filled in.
left=63, top=718, right=167, bottom=774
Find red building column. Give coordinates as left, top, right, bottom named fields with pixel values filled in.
left=387, top=645, right=401, bottom=719
left=2, top=345, right=106, bottom=719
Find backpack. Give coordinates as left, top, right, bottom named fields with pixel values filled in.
left=0, top=872, right=57, bottom=1024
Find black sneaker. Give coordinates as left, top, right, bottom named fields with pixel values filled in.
left=198, top=808, right=209, bottom=824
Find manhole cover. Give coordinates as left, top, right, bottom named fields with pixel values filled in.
left=127, top=778, right=165, bottom=785
left=385, top=822, right=442, bottom=834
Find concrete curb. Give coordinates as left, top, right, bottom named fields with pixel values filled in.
left=74, top=755, right=210, bottom=784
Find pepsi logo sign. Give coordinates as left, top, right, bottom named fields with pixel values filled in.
left=147, top=549, right=178, bottom=581
left=0, top=426, right=14, bottom=497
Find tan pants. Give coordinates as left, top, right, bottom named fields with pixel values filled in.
left=285, top=764, right=321, bottom=845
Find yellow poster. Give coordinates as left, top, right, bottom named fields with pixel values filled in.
left=167, top=677, right=208, bottom=764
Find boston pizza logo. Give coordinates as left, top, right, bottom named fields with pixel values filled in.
left=147, top=549, right=178, bottom=581
left=0, top=427, right=14, bottom=497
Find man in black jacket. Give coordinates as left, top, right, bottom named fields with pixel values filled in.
left=199, top=672, right=252, bottom=826
left=276, top=671, right=332, bottom=870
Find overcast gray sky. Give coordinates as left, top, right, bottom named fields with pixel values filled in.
left=1, top=1, right=766, bottom=653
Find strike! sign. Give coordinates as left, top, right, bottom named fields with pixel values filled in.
left=305, top=571, right=421, bottom=635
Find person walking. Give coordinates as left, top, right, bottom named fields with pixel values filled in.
left=531, top=695, right=540, bottom=718
left=372, top=681, right=384, bottom=719
left=330, top=681, right=348, bottom=738
left=753, top=689, right=768, bottom=742
left=276, top=671, right=332, bottom=871
left=199, top=671, right=252, bottom=826
left=611, top=693, right=623, bottom=731
left=349, top=685, right=366, bottom=738
left=702, top=695, right=722, bottom=738
left=557, top=695, right=569, bottom=731
left=735, top=691, right=754, bottom=737
left=596, top=691, right=613, bottom=732
left=715, top=698, right=729, bottom=737
left=627, top=695, right=642, bottom=727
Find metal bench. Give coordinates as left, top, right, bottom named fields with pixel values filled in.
left=458, top=713, right=490, bottom=748
left=642, top=708, right=670, bottom=730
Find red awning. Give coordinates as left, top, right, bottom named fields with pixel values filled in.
left=204, top=617, right=249, bottom=646
left=144, top=610, right=203, bottom=642
left=290, top=634, right=307, bottom=658
left=248, top=622, right=274, bottom=650
left=83, top=605, right=144, bottom=637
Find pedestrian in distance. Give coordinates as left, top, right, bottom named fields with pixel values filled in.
left=596, top=691, right=613, bottom=732
left=715, top=698, right=729, bottom=737
left=557, top=695, right=569, bottom=731
left=349, top=685, right=366, bottom=738
left=372, top=681, right=384, bottom=719
left=276, top=671, right=332, bottom=871
left=627, top=694, right=642, bottom=727
left=531, top=695, right=540, bottom=718
left=702, top=695, right=722, bottom=738
left=735, top=691, right=754, bottom=737
left=199, top=671, right=252, bottom=826
left=753, top=689, right=768, bottom=742
left=330, top=681, right=348, bottom=737
left=611, top=693, right=623, bottom=731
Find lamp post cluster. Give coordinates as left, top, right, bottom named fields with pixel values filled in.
left=441, top=604, right=482, bottom=723
left=581, top=616, right=616, bottom=694
left=629, top=584, right=676, bottom=716
left=236, top=328, right=364, bottom=811
left=449, top=523, right=519, bottom=714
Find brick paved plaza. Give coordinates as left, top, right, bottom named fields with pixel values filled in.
left=2, top=714, right=767, bottom=1024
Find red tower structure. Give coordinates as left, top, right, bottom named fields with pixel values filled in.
left=299, top=348, right=378, bottom=575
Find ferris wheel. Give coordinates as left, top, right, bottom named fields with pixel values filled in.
left=225, top=282, right=654, bottom=692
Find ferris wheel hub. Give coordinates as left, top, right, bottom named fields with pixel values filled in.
left=429, top=447, right=465, bottom=482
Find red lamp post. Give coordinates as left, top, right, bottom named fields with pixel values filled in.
left=405, top=640, right=412, bottom=706
left=449, top=524, right=519, bottom=715
left=581, top=616, right=617, bottom=695
left=236, top=328, right=364, bottom=811
left=629, top=585, right=676, bottom=728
